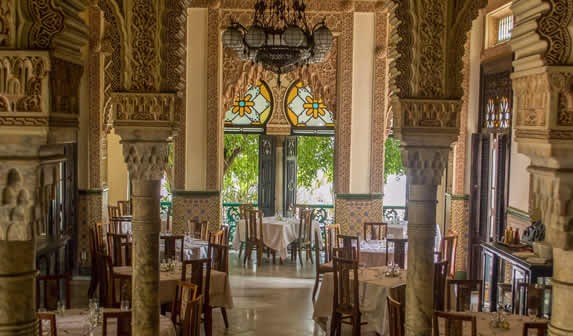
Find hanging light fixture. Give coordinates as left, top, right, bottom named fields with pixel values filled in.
left=222, top=0, right=333, bottom=84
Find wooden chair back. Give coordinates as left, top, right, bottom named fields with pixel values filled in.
left=187, top=220, right=208, bottom=240
left=117, top=200, right=131, bottom=216
left=208, top=229, right=225, bottom=245
left=337, top=234, right=360, bottom=261
left=433, top=311, right=476, bottom=336
left=161, top=234, right=185, bottom=261
left=246, top=209, right=263, bottom=242
left=36, top=274, right=71, bottom=310
left=389, top=284, right=407, bottom=312
left=108, top=205, right=121, bottom=219
left=37, top=312, right=57, bottom=336
left=106, top=233, right=131, bottom=266
left=298, top=209, right=313, bottom=243
left=386, top=238, right=408, bottom=268
left=102, top=310, right=131, bottom=336
left=220, top=224, right=230, bottom=245
left=387, top=296, right=404, bottom=336
left=208, top=243, right=229, bottom=273
left=332, top=257, right=360, bottom=316
left=94, top=222, right=107, bottom=249
left=516, top=282, right=545, bottom=316
left=438, top=234, right=458, bottom=277
left=314, top=231, right=323, bottom=266
left=522, top=322, right=548, bottom=336
left=171, top=281, right=198, bottom=326
left=109, top=216, right=129, bottom=234
left=363, top=222, right=388, bottom=241
left=446, top=279, right=483, bottom=312
left=181, top=258, right=211, bottom=307
left=182, top=295, right=203, bottom=336
left=96, top=252, right=130, bottom=308
left=239, top=203, right=254, bottom=219
left=434, top=260, right=449, bottom=311
left=324, top=224, right=341, bottom=263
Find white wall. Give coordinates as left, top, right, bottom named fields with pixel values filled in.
left=106, top=130, right=129, bottom=204
left=349, top=12, right=375, bottom=194
left=508, top=128, right=531, bottom=211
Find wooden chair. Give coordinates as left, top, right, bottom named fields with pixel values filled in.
left=96, top=252, right=130, bottom=308
left=386, top=238, right=408, bottom=268
left=88, top=227, right=101, bottom=298
left=434, top=260, right=449, bottom=311
left=522, top=322, right=548, bottom=336
left=171, top=281, right=199, bottom=327
left=363, top=222, right=388, bottom=241
left=117, top=200, right=131, bottom=216
left=324, top=224, right=341, bottom=263
left=244, top=209, right=276, bottom=265
left=312, top=231, right=334, bottom=303
left=446, top=280, right=483, bottom=312
left=182, top=295, right=203, bottom=336
left=387, top=296, right=404, bottom=336
left=181, top=258, right=213, bottom=336
left=238, top=204, right=254, bottom=259
left=516, top=282, right=545, bottom=316
left=37, top=312, right=57, bottom=336
left=208, top=229, right=225, bottom=245
left=389, top=284, right=407, bottom=313
left=109, top=216, right=130, bottom=234
left=337, top=234, right=360, bottom=261
left=436, top=234, right=458, bottom=277
left=208, top=243, right=230, bottom=328
left=330, top=257, right=363, bottom=336
left=220, top=224, right=230, bottom=245
left=292, top=208, right=313, bottom=265
left=102, top=310, right=131, bottom=336
left=161, top=234, right=185, bottom=261
left=106, top=233, right=131, bottom=266
left=433, top=311, right=476, bottom=336
left=188, top=220, right=208, bottom=240
left=36, top=274, right=71, bottom=310
left=108, top=205, right=121, bottom=219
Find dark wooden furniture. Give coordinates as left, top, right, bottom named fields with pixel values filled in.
left=324, top=224, right=340, bottom=263
left=481, top=242, right=552, bottom=313
left=312, top=231, right=333, bottom=303
left=522, top=321, right=548, bottom=336
left=292, top=208, right=313, bottom=265
left=182, top=295, right=203, bottom=336
left=363, top=222, right=388, bottom=241
left=117, top=200, right=131, bottom=216
left=102, top=310, right=131, bottom=336
left=188, top=220, right=208, bottom=240
left=171, top=281, right=198, bottom=328
left=437, top=234, right=458, bottom=277
left=208, top=243, right=230, bottom=329
left=181, top=258, right=212, bottom=336
left=106, top=233, right=131, bottom=266
left=161, top=234, right=185, bottom=261
left=37, top=312, right=57, bottom=336
left=446, top=280, right=483, bottom=312
left=387, top=296, right=404, bottom=336
left=243, top=209, right=276, bottom=265
left=207, top=229, right=224, bottom=245
left=36, top=273, right=71, bottom=310
left=386, top=238, right=408, bottom=268
left=433, top=311, right=477, bottom=336
left=330, top=257, right=363, bottom=336
left=337, top=234, right=360, bottom=261
left=516, top=282, right=545, bottom=317
left=238, top=204, right=254, bottom=259
left=434, top=260, right=449, bottom=311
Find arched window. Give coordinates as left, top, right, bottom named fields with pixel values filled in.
left=224, top=80, right=273, bottom=130
left=285, top=80, right=334, bottom=131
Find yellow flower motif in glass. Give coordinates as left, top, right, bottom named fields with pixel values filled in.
left=285, top=80, right=334, bottom=128
left=232, top=94, right=255, bottom=117
left=225, top=81, right=273, bottom=127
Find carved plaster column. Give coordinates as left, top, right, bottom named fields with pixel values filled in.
left=112, top=93, right=176, bottom=336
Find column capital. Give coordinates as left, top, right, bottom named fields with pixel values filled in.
left=401, top=145, right=450, bottom=186
left=392, top=98, right=462, bottom=139
left=121, top=142, right=169, bottom=181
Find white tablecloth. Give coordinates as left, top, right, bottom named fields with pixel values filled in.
left=159, top=237, right=209, bottom=260
left=232, top=216, right=322, bottom=260
left=41, top=308, right=175, bottom=336
left=313, top=266, right=406, bottom=335
left=113, top=266, right=234, bottom=308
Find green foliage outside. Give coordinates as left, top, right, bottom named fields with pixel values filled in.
left=384, top=137, right=405, bottom=182
left=297, top=136, right=334, bottom=189
left=223, top=134, right=259, bottom=203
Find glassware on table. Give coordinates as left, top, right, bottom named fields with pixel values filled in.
left=56, top=300, right=66, bottom=316
left=120, top=299, right=130, bottom=311
left=528, top=308, right=538, bottom=321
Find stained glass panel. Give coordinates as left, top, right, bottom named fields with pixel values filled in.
left=285, top=80, right=335, bottom=128
left=224, top=81, right=273, bottom=127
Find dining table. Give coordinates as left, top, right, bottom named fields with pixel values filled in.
left=159, top=235, right=209, bottom=260
left=232, top=216, right=322, bottom=260
left=313, top=265, right=407, bottom=335
left=435, top=311, right=548, bottom=336
left=113, top=265, right=234, bottom=308
left=39, top=308, right=176, bottom=336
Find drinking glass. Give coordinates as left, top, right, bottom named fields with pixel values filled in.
left=120, top=299, right=130, bottom=311
left=56, top=300, right=65, bottom=316
left=528, top=308, right=538, bottom=321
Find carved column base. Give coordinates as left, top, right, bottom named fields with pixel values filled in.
left=0, top=242, right=37, bottom=336
left=131, top=180, right=161, bottom=336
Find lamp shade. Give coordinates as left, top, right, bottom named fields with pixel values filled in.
left=222, top=27, right=244, bottom=50
left=283, top=26, right=306, bottom=47
left=245, top=25, right=266, bottom=48
left=313, top=25, right=333, bottom=51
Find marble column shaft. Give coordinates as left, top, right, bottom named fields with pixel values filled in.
left=131, top=179, right=161, bottom=336
left=405, top=183, right=438, bottom=336
left=0, top=242, right=37, bottom=335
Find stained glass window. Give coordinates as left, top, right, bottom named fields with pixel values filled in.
left=285, top=80, right=335, bottom=128
left=224, top=81, right=273, bottom=127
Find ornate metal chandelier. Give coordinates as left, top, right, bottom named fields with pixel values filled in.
left=222, top=0, right=333, bottom=80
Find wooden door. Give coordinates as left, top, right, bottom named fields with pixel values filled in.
left=258, top=135, right=276, bottom=217
left=283, top=136, right=297, bottom=216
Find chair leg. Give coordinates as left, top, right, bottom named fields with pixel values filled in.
left=307, top=247, right=313, bottom=264
left=88, top=269, right=98, bottom=298
left=351, top=314, right=361, bottom=336
left=329, top=313, right=338, bottom=336
left=298, top=246, right=304, bottom=266
left=257, top=243, right=263, bottom=265
left=238, top=242, right=243, bottom=260
left=243, top=243, right=250, bottom=265
left=204, top=305, right=213, bottom=336
left=220, top=307, right=229, bottom=328
left=312, top=273, right=320, bottom=303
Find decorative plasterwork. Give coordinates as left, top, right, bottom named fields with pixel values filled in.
left=24, top=0, right=65, bottom=49
left=0, top=0, right=14, bottom=47
left=205, top=8, right=220, bottom=190
left=401, top=146, right=450, bottom=185
left=51, top=58, right=83, bottom=115
left=0, top=168, right=33, bottom=241
left=122, top=142, right=169, bottom=181
left=513, top=72, right=550, bottom=128
left=538, top=0, right=573, bottom=65
left=111, top=92, right=175, bottom=122
left=394, top=99, right=461, bottom=130
left=51, top=0, right=89, bottom=65
left=0, top=51, right=51, bottom=115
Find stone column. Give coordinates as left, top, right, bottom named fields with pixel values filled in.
left=400, top=142, right=451, bottom=336
left=112, top=93, right=176, bottom=336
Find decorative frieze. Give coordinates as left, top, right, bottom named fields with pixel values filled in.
left=401, top=146, right=450, bottom=186
left=0, top=0, right=14, bottom=47
left=111, top=92, right=175, bottom=122
left=513, top=72, right=549, bottom=127
left=395, top=99, right=461, bottom=130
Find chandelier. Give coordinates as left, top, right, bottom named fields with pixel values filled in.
left=222, top=0, right=333, bottom=81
